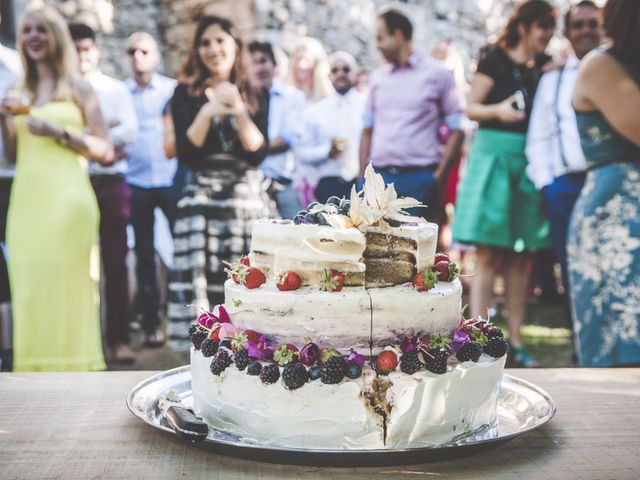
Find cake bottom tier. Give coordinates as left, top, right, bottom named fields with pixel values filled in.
left=191, top=350, right=506, bottom=449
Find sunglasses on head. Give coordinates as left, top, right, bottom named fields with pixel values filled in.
left=331, top=65, right=351, bottom=74
left=127, top=48, right=150, bottom=56
left=536, top=18, right=556, bottom=30
left=570, top=18, right=599, bottom=30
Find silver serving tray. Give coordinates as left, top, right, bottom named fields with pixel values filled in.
left=127, top=365, right=555, bottom=466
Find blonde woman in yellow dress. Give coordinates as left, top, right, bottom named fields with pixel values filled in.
left=0, top=6, right=113, bottom=371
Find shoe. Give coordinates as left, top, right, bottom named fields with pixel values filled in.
left=110, top=343, right=137, bottom=365
left=511, top=345, right=540, bottom=368
left=144, top=328, right=166, bottom=348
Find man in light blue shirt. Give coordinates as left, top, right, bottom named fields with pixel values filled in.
left=248, top=40, right=305, bottom=219
left=125, top=32, right=177, bottom=347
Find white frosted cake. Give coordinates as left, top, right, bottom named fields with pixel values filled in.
left=187, top=166, right=508, bottom=449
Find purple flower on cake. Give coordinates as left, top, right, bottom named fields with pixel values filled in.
left=300, top=339, right=320, bottom=366
left=398, top=334, right=417, bottom=354
left=345, top=348, right=366, bottom=367
left=450, top=330, right=471, bottom=353
left=246, top=335, right=276, bottom=360
left=197, top=304, right=230, bottom=330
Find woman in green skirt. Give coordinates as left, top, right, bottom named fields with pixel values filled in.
left=453, top=0, right=555, bottom=367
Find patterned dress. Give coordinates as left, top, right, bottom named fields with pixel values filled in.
left=567, top=111, right=640, bottom=367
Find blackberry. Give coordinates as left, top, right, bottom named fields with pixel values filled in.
left=400, top=351, right=422, bottom=374
left=191, top=330, right=208, bottom=350
left=308, top=366, right=323, bottom=381
left=321, top=356, right=345, bottom=384
left=220, top=340, right=232, bottom=350
left=456, top=342, right=482, bottom=363
left=425, top=349, right=449, bottom=375
left=483, top=326, right=504, bottom=340
left=234, top=348, right=249, bottom=371
left=188, top=323, right=197, bottom=339
left=345, top=362, right=362, bottom=379
left=210, top=350, right=233, bottom=375
left=260, top=364, right=280, bottom=384
left=282, top=363, right=309, bottom=390
left=483, top=337, right=509, bottom=358
left=201, top=338, right=219, bottom=357
left=247, top=361, right=262, bottom=376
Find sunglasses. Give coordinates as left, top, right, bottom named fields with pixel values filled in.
left=536, top=18, right=556, bottom=30
left=331, top=65, right=351, bottom=74
left=569, top=19, right=599, bottom=30
left=127, top=48, right=150, bottom=56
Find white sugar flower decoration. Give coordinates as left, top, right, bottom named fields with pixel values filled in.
left=325, top=185, right=375, bottom=229
left=362, top=164, right=426, bottom=224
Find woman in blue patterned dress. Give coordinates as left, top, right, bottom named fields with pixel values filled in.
left=568, top=0, right=640, bottom=367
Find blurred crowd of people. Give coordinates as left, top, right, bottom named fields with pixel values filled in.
left=0, top=0, right=638, bottom=372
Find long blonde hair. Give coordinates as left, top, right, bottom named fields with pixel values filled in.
left=288, top=37, right=334, bottom=102
left=17, top=5, right=79, bottom=102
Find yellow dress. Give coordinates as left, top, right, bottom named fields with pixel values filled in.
left=7, top=101, right=105, bottom=371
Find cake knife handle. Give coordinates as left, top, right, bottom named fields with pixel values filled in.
left=160, top=400, right=209, bottom=442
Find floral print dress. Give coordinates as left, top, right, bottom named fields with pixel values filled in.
left=567, top=111, right=640, bottom=367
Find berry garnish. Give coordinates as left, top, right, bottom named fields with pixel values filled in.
left=376, top=350, right=399, bottom=375
left=412, top=270, right=438, bottom=292
left=276, top=270, right=302, bottom=291
left=320, top=269, right=344, bottom=292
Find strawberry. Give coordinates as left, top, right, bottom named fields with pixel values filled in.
left=320, top=269, right=344, bottom=292
left=242, top=267, right=266, bottom=289
left=274, top=343, right=300, bottom=366
left=376, top=350, right=398, bottom=374
left=432, top=260, right=460, bottom=282
left=276, top=270, right=302, bottom=291
left=243, top=329, right=261, bottom=344
left=240, top=255, right=250, bottom=267
left=434, top=252, right=450, bottom=264
left=412, top=270, right=438, bottom=291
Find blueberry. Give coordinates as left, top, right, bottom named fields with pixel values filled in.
left=307, top=202, right=321, bottom=211
left=293, top=215, right=303, bottom=225
left=339, top=200, right=351, bottom=214
left=247, top=361, right=262, bottom=376
left=308, top=366, right=323, bottom=380
left=388, top=219, right=404, bottom=227
left=304, top=212, right=318, bottom=224
left=326, top=196, right=341, bottom=206
left=345, top=362, right=362, bottom=379
left=317, top=213, right=328, bottom=225
left=296, top=210, right=308, bottom=218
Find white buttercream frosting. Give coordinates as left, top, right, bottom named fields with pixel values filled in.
left=225, top=279, right=462, bottom=351
left=191, top=349, right=505, bottom=449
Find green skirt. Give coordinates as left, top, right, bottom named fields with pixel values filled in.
left=453, top=129, right=550, bottom=251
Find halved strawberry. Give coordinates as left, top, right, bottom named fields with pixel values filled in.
left=320, top=269, right=344, bottom=292
left=412, top=270, right=438, bottom=291
left=276, top=270, right=302, bottom=291
left=376, top=350, right=398, bottom=374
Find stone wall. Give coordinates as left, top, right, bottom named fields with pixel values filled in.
left=12, top=0, right=585, bottom=80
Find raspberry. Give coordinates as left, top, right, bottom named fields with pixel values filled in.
left=425, top=349, right=449, bottom=374
left=282, top=363, right=309, bottom=390
left=400, top=351, right=422, bottom=374
left=260, top=364, right=280, bottom=384
left=321, top=356, right=345, bottom=384
left=201, top=338, right=219, bottom=357
left=456, top=342, right=482, bottom=362
left=210, top=350, right=232, bottom=375
left=483, top=337, right=509, bottom=358
left=234, top=348, right=249, bottom=370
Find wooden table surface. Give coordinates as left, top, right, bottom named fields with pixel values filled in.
left=1, top=368, right=639, bottom=480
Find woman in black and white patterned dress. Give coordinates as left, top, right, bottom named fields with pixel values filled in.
left=167, top=15, right=274, bottom=349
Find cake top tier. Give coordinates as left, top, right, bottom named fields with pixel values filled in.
left=249, top=165, right=438, bottom=287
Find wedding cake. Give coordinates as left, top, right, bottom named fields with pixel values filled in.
left=187, top=166, right=508, bottom=449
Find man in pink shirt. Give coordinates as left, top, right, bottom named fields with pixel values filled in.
left=359, top=8, right=465, bottom=221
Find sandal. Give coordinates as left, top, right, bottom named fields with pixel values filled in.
left=511, top=345, right=540, bottom=368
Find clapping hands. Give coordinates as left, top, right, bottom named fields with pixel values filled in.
left=202, top=82, right=247, bottom=120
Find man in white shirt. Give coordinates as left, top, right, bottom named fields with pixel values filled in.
left=296, top=51, right=366, bottom=203
left=247, top=40, right=305, bottom=219
left=525, top=1, right=602, bottom=311
left=0, top=12, right=22, bottom=371
left=70, top=23, right=138, bottom=364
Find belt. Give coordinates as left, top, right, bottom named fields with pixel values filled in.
left=90, top=173, right=125, bottom=186
left=377, top=164, right=438, bottom=175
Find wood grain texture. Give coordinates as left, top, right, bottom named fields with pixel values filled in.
left=1, top=369, right=639, bottom=480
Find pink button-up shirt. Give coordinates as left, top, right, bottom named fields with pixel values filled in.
left=364, top=52, right=463, bottom=168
